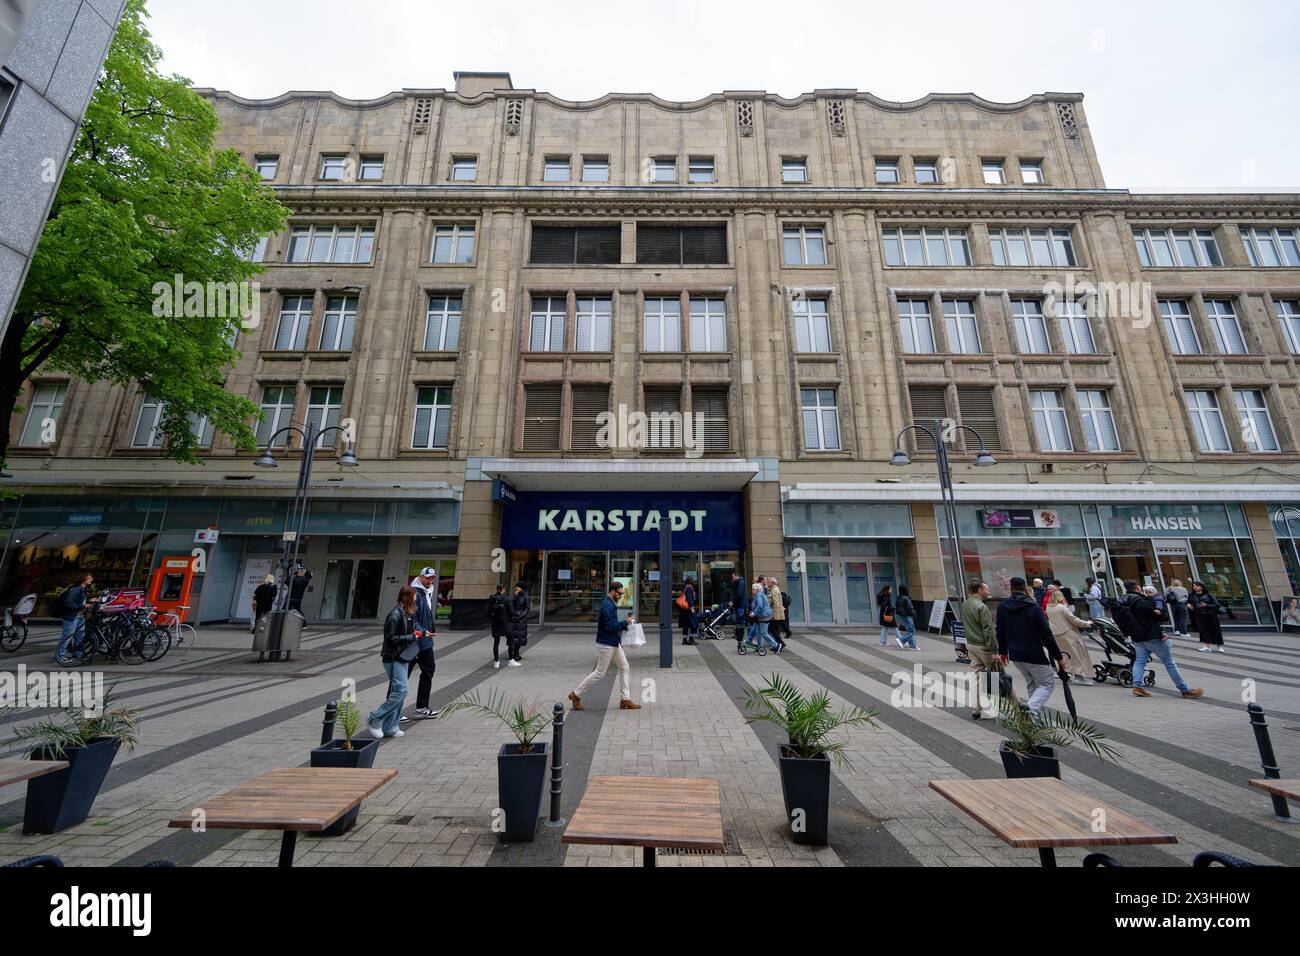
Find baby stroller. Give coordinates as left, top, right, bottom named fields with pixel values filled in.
left=1, top=593, right=37, bottom=652
left=1089, top=618, right=1155, bottom=688
left=697, top=604, right=732, bottom=641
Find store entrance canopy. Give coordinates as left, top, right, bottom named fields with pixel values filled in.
left=472, top=458, right=766, bottom=492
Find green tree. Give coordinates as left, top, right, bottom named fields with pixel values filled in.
left=1, top=0, right=287, bottom=466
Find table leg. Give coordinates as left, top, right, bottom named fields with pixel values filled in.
left=1038, top=847, right=1056, bottom=868
left=643, top=846, right=656, bottom=868
left=279, top=830, right=298, bottom=868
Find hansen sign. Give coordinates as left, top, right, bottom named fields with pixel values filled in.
left=501, top=491, right=744, bottom=551
left=1129, top=514, right=1203, bottom=532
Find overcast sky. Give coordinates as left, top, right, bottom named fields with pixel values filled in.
left=145, top=0, right=1300, bottom=193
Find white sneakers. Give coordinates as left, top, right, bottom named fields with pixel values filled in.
left=367, top=722, right=384, bottom=739
left=389, top=729, right=405, bottom=738
left=895, top=637, right=906, bottom=648
left=508, top=659, right=522, bottom=667
left=493, top=660, right=501, bottom=669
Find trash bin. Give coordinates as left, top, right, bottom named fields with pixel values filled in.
left=254, top=609, right=303, bottom=661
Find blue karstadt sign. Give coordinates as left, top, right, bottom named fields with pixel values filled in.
left=500, top=491, right=745, bottom=551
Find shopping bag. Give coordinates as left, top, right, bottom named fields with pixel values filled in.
left=624, top=622, right=647, bottom=647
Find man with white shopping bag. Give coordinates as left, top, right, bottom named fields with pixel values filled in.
left=568, top=582, right=643, bottom=712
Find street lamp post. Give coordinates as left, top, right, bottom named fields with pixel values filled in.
left=890, top=419, right=996, bottom=599
left=254, top=420, right=358, bottom=660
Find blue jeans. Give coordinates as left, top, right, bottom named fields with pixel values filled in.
left=879, top=620, right=900, bottom=645
left=898, top=615, right=917, bottom=648
left=747, top=620, right=777, bottom=648
left=57, top=617, right=86, bottom=660
left=369, top=660, right=409, bottom=735
left=1133, top=638, right=1190, bottom=693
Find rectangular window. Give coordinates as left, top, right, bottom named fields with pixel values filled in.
left=688, top=157, right=715, bottom=183
left=874, top=159, right=899, bottom=184
left=319, top=295, right=358, bottom=351
left=285, top=224, right=375, bottom=264
left=358, top=155, right=384, bottom=180
left=1020, top=160, right=1044, bottom=184
left=1079, top=390, right=1120, bottom=452
left=543, top=156, right=571, bottom=181
left=793, top=297, right=832, bottom=353
left=1011, top=299, right=1051, bottom=354
left=306, top=386, right=343, bottom=447
left=320, top=154, right=348, bottom=180
left=1056, top=299, right=1096, bottom=354
left=423, top=295, right=462, bottom=351
left=1185, top=390, right=1231, bottom=453
left=1240, top=227, right=1300, bottom=268
left=521, top=384, right=562, bottom=450
left=801, top=388, right=840, bottom=451
left=528, top=296, right=566, bottom=352
left=450, top=156, right=477, bottom=181
left=689, top=297, right=727, bottom=352
left=1160, top=299, right=1201, bottom=355
left=781, top=157, right=808, bottom=183
left=571, top=385, right=610, bottom=451
left=1132, top=227, right=1223, bottom=267
left=651, top=157, right=676, bottom=182
left=581, top=156, right=609, bottom=182
left=956, top=387, right=1002, bottom=452
left=943, top=299, right=981, bottom=354
left=1205, top=299, right=1247, bottom=354
left=240, top=236, right=269, bottom=263
left=132, top=395, right=165, bottom=448
left=692, top=388, right=730, bottom=451
left=1276, top=299, right=1300, bottom=354
left=1234, top=389, right=1279, bottom=453
left=1030, top=390, right=1073, bottom=452
left=257, top=386, right=296, bottom=448
left=989, top=228, right=1076, bottom=267
left=254, top=155, right=279, bottom=180
left=412, top=386, right=453, bottom=450
left=783, top=225, right=827, bottom=266
left=882, top=227, right=970, bottom=266
left=635, top=224, right=727, bottom=265
left=908, top=385, right=947, bottom=453
left=643, top=297, right=682, bottom=352
left=897, top=298, right=936, bottom=354
left=644, top=387, right=682, bottom=449
left=982, top=160, right=1006, bottom=185
left=431, top=223, right=475, bottom=263
left=913, top=159, right=939, bottom=184
left=273, top=295, right=313, bottom=350
left=574, top=296, right=612, bottom=352
left=530, top=225, right=621, bottom=264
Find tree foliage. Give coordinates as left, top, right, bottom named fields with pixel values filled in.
left=2, top=0, right=287, bottom=465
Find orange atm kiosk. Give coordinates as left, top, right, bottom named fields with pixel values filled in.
left=148, top=556, right=198, bottom=621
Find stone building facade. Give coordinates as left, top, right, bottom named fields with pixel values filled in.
left=5, top=71, right=1300, bottom=633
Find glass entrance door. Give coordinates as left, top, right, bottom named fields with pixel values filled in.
left=544, top=552, right=607, bottom=622
left=320, top=559, right=353, bottom=620
left=321, top=557, right=386, bottom=620
left=842, top=562, right=874, bottom=624
left=1153, top=539, right=1193, bottom=595
left=350, top=559, right=384, bottom=619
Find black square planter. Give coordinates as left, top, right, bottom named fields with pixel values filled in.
left=24, top=737, right=121, bottom=835
left=778, top=745, right=830, bottom=846
left=310, top=737, right=380, bottom=835
left=999, top=743, right=1060, bottom=779
left=497, top=742, right=548, bottom=843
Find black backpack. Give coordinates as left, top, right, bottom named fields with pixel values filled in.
left=781, top=590, right=791, bottom=609
left=49, top=588, right=69, bottom=617
left=1110, top=594, right=1141, bottom=639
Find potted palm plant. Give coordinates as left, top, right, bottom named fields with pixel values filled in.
left=9, top=689, right=139, bottom=834
left=996, top=697, right=1120, bottom=779
left=442, top=690, right=556, bottom=843
left=741, top=674, right=878, bottom=847
left=310, top=697, right=380, bottom=835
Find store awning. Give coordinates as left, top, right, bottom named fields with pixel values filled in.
left=783, top=482, right=1300, bottom=504
left=472, top=457, right=770, bottom=491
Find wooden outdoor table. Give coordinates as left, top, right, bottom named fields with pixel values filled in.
left=1248, top=778, right=1300, bottom=823
left=929, top=777, right=1177, bottom=867
left=168, top=767, right=397, bottom=867
left=563, top=775, right=724, bottom=867
left=0, top=758, right=70, bottom=789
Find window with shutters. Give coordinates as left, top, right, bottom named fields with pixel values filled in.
left=635, top=225, right=727, bottom=265
left=957, top=387, right=1001, bottom=452
left=522, top=384, right=562, bottom=450
left=570, top=385, right=610, bottom=452
left=529, top=225, right=620, bottom=264
left=691, top=388, right=731, bottom=452
left=644, top=387, right=682, bottom=449
left=907, top=385, right=948, bottom=453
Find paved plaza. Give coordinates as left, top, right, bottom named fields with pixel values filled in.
left=1, top=621, right=1298, bottom=867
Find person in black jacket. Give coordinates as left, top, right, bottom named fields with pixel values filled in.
left=250, top=574, right=278, bottom=635
left=288, top=566, right=312, bottom=626
left=1190, top=581, right=1226, bottom=653
left=504, top=583, right=529, bottom=667
left=486, top=584, right=511, bottom=668
left=367, top=587, right=419, bottom=738
left=55, top=573, right=93, bottom=663
left=1111, top=580, right=1204, bottom=700
left=995, top=576, right=1064, bottom=715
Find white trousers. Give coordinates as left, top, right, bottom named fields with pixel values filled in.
left=574, top=644, right=631, bottom=701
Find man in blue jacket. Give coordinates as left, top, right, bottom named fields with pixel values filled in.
left=408, top=568, right=439, bottom=719
left=569, top=582, right=642, bottom=712
left=55, top=573, right=92, bottom=662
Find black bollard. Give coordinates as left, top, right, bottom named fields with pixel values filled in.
left=545, top=702, right=566, bottom=828
left=1247, top=704, right=1291, bottom=819
left=321, top=700, right=337, bottom=746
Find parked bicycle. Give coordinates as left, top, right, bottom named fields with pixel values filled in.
left=56, top=599, right=165, bottom=667
left=1, top=593, right=37, bottom=652
left=149, top=605, right=197, bottom=656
